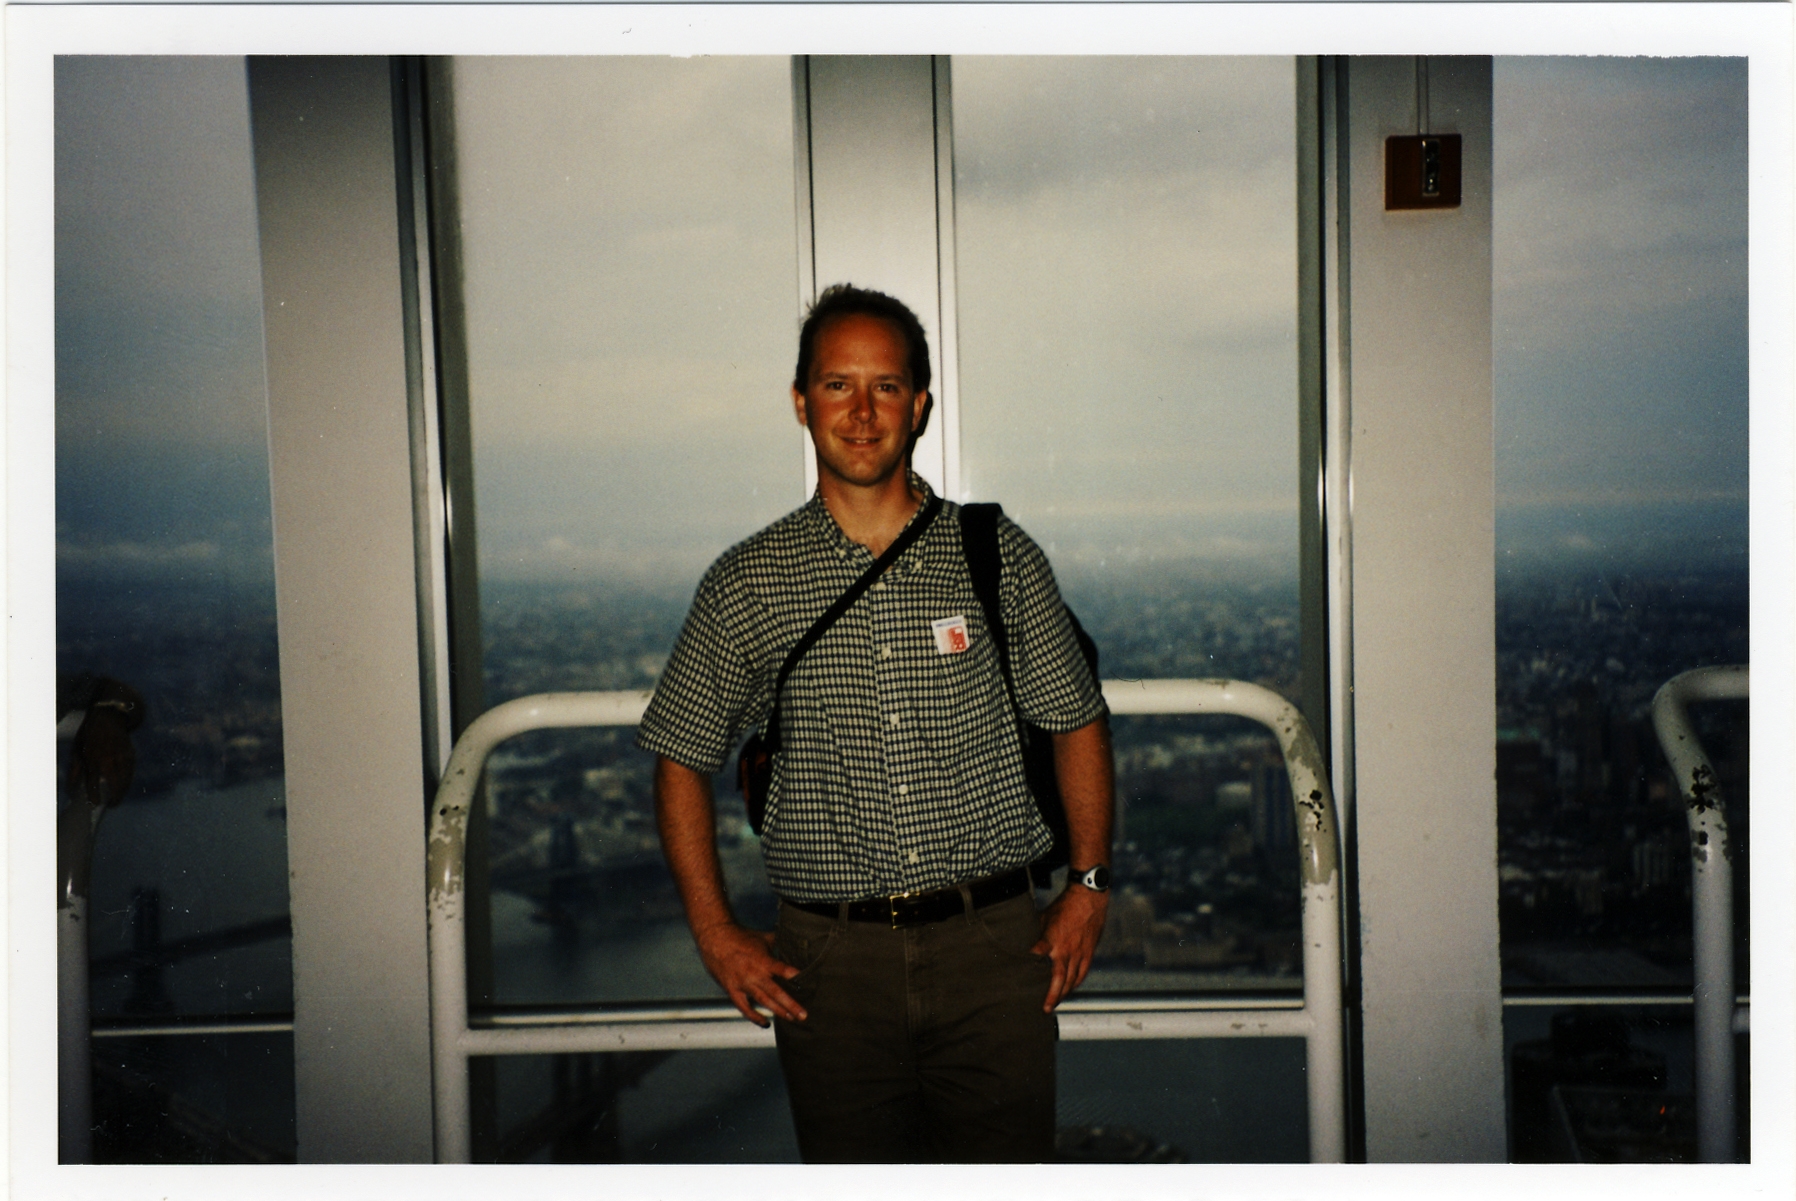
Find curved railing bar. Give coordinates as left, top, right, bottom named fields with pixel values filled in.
left=1650, top=664, right=1748, bottom=1164
left=1101, top=679, right=1343, bottom=1161
left=426, top=681, right=1344, bottom=1163
left=427, top=690, right=652, bottom=1163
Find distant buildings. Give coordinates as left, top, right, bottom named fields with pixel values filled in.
left=60, top=563, right=1748, bottom=995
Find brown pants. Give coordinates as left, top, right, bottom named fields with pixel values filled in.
left=771, top=889, right=1058, bottom=1163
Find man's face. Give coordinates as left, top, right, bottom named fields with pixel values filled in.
left=792, top=313, right=929, bottom=492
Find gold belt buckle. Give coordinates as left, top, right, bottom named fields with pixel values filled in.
left=887, top=891, right=915, bottom=928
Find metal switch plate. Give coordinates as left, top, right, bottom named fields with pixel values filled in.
left=1385, top=134, right=1462, bottom=210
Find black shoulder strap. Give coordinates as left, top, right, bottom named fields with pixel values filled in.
left=961, top=502, right=1015, bottom=693
left=765, top=493, right=942, bottom=752
left=963, top=501, right=1099, bottom=699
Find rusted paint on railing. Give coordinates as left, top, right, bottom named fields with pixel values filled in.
left=1650, top=664, right=1748, bottom=1164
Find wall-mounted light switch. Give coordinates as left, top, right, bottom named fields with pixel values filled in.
left=1385, top=134, right=1462, bottom=210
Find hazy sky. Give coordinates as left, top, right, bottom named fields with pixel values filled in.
left=1492, top=57, right=1747, bottom=566
left=55, top=56, right=272, bottom=586
left=461, top=55, right=1299, bottom=584
left=452, top=56, right=803, bottom=586
left=952, top=57, right=1298, bottom=577
left=54, top=55, right=1751, bottom=588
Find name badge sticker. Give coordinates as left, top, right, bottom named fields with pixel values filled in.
left=931, top=615, right=971, bottom=655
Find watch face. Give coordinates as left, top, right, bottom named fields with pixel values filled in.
left=1085, top=866, right=1111, bottom=891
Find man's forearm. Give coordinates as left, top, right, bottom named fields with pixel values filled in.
left=1037, top=715, right=1115, bottom=1010
left=1052, top=716, right=1115, bottom=869
left=653, top=756, right=736, bottom=935
left=653, top=755, right=806, bottom=1025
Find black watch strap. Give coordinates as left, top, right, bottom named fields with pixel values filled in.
left=1071, top=865, right=1111, bottom=892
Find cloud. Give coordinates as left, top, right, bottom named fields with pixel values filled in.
left=1493, top=57, right=1749, bottom=513
left=58, top=540, right=221, bottom=565
left=56, top=57, right=271, bottom=458
left=1494, top=58, right=1747, bottom=352
left=453, top=55, right=799, bottom=379
left=951, top=57, right=1299, bottom=537
left=951, top=56, right=1297, bottom=203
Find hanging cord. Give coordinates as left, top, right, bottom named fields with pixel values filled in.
left=1415, top=56, right=1431, bottom=136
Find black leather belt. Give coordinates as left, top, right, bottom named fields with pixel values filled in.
left=783, top=867, right=1033, bottom=929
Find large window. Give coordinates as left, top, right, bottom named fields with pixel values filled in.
left=954, top=56, right=1303, bottom=997
left=55, top=57, right=294, bottom=1161
left=950, top=55, right=1308, bottom=1163
left=452, top=55, right=802, bottom=1009
left=1491, top=57, right=1749, bottom=1160
left=448, top=56, right=804, bottom=1159
left=447, top=54, right=1312, bottom=1162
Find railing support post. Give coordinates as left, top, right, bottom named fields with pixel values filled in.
left=57, top=796, right=102, bottom=1163
left=1651, top=664, right=1748, bottom=1164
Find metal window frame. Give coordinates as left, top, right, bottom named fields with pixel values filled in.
left=423, top=680, right=1346, bottom=1163
left=410, top=52, right=1349, bottom=1164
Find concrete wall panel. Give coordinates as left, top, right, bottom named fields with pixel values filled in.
left=248, top=56, right=435, bottom=1163
left=1344, top=55, right=1506, bottom=1162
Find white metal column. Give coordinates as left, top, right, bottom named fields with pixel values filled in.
left=799, top=56, right=956, bottom=497
left=1337, top=56, right=1506, bottom=1161
left=248, top=56, right=436, bottom=1162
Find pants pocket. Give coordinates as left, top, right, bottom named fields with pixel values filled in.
left=773, top=906, right=842, bottom=999
left=971, top=894, right=1051, bottom=965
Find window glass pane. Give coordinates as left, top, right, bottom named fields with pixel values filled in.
left=951, top=56, right=1302, bottom=993
left=1492, top=58, right=1749, bottom=996
left=452, top=56, right=800, bottom=1006
left=490, top=1049, right=797, bottom=1162
left=1058, top=1039, right=1307, bottom=1162
left=1504, top=1003, right=1743, bottom=1161
left=55, top=56, right=294, bottom=1161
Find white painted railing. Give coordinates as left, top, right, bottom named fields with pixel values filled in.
left=1650, top=664, right=1749, bottom=1163
left=57, top=798, right=103, bottom=1164
left=426, top=681, right=1345, bottom=1163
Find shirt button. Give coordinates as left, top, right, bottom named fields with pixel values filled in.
left=879, top=647, right=892, bottom=659
left=889, top=713, right=901, bottom=727
left=908, top=852, right=920, bottom=865
left=897, top=783, right=909, bottom=796
left=874, top=581, right=886, bottom=591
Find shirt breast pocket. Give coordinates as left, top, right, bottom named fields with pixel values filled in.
left=909, top=561, right=1006, bottom=720
left=924, top=611, right=1009, bottom=728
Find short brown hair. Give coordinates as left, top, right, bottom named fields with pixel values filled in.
left=793, top=284, right=932, bottom=396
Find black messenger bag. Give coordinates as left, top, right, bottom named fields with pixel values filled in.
left=736, top=495, right=942, bottom=835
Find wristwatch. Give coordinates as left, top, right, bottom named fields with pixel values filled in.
left=1070, top=864, right=1111, bottom=893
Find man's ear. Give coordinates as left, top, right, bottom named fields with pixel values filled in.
left=909, top=391, right=933, bottom=444
left=792, top=384, right=809, bottom=428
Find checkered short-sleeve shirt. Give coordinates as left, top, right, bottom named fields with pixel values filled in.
left=636, top=477, right=1106, bottom=903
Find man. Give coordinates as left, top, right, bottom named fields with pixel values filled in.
left=636, top=284, right=1113, bottom=1162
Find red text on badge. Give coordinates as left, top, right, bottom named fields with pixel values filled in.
left=930, top=615, right=971, bottom=655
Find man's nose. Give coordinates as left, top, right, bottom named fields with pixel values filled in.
left=849, top=385, right=876, bottom=421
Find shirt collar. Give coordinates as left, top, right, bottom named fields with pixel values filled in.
left=805, top=471, right=940, bottom=565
